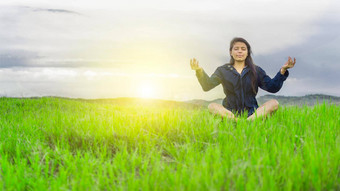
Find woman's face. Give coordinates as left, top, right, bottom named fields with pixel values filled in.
left=230, top=42, right=248, bottom=62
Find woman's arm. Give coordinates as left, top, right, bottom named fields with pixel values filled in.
left=190, top=58, right=221, bottom=91
left=258, top=57, right=296, bottom=93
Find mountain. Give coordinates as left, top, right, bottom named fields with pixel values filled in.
left=24, top=94, right=340, bottom=108
left=256, top=94, right=340, bottom=106
left=76, top=97, right=201, bottom=109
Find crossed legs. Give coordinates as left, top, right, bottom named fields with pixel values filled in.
left=208, top=103, right=236, bottom=119
left=246, top=99, right=279, bottom=120
left=207, top=99, right=279, bottom=121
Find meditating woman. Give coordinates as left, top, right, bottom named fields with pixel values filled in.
left=190, top=37, right=296, bottom=120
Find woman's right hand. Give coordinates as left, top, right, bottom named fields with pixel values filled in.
left=190, top=58, right=203, bottom=72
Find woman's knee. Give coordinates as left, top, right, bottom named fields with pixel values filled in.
left=208, top=103, right=219, bottom=111
left=269, top=99, right=279, bottom=111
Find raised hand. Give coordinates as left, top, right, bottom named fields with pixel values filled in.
left=280, top=56, right=296, bottom=75
left=190, top=58, right=202, bottom=71
left=282, top=57, right=296, bottom=70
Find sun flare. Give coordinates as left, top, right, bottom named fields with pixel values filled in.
left=137, top=82, right=156, bottom=98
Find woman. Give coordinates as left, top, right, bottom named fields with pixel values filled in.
left=190, top=37, right=296, bottom=120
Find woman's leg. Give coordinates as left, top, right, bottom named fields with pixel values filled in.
left=247, top=99, right=279, bottom=121
left=208, top=103, right=235, bottom=119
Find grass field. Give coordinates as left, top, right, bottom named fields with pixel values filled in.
left=0, top=97, right=339, bottom=190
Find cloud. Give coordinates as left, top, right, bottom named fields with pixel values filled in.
left=252, top=11, right=340, bottom=96
left=0, top=52, right=137, bottom=68
left=32, top=7, right=80, bottom=15
left=0, top=1, right=334, bottom=69
left=0, top=1, right=340, bottom=98
left=0, top=50, right=40, bottom=68
left=11, top=6, right=80, bottom=14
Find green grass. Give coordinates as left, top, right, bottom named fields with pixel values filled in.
left=0, top=97, right=339, bottom=190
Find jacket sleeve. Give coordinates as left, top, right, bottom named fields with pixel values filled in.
left=257, top=66, right=289, bottom=93
left=196, top=68, right=221, bottom=92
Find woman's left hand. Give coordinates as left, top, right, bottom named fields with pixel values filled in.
left=281, top=56, right=296, bottom=74
left=282, top=56, right=296, bottom=70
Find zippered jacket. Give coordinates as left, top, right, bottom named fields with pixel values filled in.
left=196, top=63, right=289, bottom=116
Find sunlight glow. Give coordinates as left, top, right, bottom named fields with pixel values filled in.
left=137, top=82, right=156, bottom=98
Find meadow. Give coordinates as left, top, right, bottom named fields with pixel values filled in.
left=0, top=97, right=339, bottom=190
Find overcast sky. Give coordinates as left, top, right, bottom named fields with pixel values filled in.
left=0, top=0, right=339, bottom=100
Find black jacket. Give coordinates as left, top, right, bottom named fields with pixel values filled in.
left=196, top=63, right=289, bottom=115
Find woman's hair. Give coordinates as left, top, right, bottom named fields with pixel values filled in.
left=229, top=37, right=257, bottom=94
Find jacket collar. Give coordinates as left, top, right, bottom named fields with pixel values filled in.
left=226, top=63, right=250, bottom=77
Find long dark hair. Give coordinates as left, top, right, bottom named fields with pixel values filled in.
left=229, top=37, right=257, bottom=94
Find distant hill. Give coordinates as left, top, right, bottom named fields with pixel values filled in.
left=257, top=94, right=340, bottom=106
left=76, top=97, right=201, bottom=109
left=14, top=94, right=340, bottom=108
left=186, top=94, right=340, bottom=108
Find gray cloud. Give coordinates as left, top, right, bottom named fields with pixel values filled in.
left=0, top=50, right=135, bottom=68
left=252, top=14, right=340, bottom=96
left=0, top=50, right=40, bottom=68
left=33, top=8, right=80, bottom=15
left=18, top=6, right=80, bottom=15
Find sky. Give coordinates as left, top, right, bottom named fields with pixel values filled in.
left=0, top=0, right=340, bottom=101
